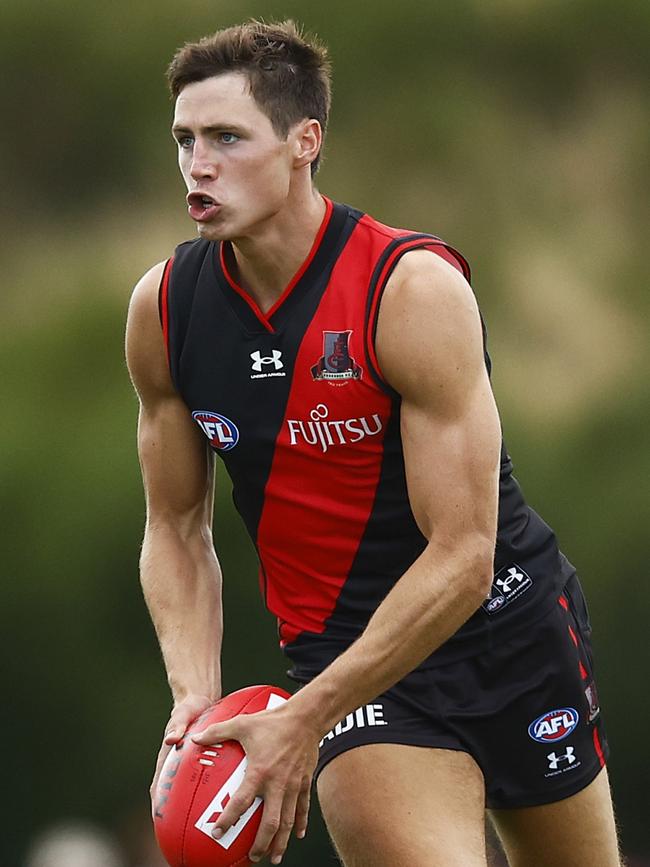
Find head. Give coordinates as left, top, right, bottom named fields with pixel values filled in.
left=167, top=20, right=331, bottom=240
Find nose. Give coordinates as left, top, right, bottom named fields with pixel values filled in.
left=189, top=140, right=217, bottom=182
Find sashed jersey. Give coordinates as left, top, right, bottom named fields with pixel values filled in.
left=161, top=197, right=575, bottom=678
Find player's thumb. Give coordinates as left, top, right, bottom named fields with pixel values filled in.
left=164, top=714, right=193, bottom=745
left=191, top=720, right=236, bottom=746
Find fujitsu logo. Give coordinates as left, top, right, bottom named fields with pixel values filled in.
left=286, top=404, right=384, bottom=453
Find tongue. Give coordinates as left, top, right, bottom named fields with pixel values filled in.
left=188, top=200, right=219, bottom=222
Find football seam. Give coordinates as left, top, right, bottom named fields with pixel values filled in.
left=239, top=685, right=276, bottom=715
left=180, top=756, right=206, bottom=867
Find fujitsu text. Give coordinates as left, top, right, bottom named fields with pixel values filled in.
left=286, top=404, right=383, bottom=453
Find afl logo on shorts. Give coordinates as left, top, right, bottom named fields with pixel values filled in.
left=528, top=708, right=579, bottom=743
left=192, top=411, right=240, bottom=451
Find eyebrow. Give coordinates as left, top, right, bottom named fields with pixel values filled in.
left=171, top=123, right=247, bottom=136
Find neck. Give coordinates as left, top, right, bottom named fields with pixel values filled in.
left=228, top=187, right=327, bottom=314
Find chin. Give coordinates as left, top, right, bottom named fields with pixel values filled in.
left=194, top=221, right=230, bottom=242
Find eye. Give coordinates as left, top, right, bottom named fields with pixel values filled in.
left=219, top=132, right=240, bottom=144
left=177, top=135, right=194, bottom=150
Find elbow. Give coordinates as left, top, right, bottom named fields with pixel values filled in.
left=457, top=537, right=495, bottom=607
left=423, top=532, right=495, bottom=607
left=469, top=541, right=496, bottom=603
left=145, top=509, right=212, bottom=546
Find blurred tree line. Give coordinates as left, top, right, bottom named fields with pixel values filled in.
left=2, top=0, right=648, bottom=864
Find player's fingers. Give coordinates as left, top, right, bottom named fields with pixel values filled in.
left=294, top=777, right=311, bottom=840
left=267, top=787, right=300, bottom=865
left=150, top=742, right=174, bottom=815
left=248, top=787, right=287, bottom=863
left=211, top=777, right=259, bottom=839
left=151, top=741, right=172, bottom=786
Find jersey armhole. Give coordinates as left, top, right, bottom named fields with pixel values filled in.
left=364, top=236, right=472, bottom=397
left=157, top=256, right=174, bottom=370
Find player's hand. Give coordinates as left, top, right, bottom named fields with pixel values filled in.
left=192, top=700, right=319, bottom=864
left=150, top=693, right=216, bottom=815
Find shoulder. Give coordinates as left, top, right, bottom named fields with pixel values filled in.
left=384, top=247, right=478, bottom=318
left=376, top=248, right=486, bottom=405
left=128, top=260, right=167, bottom=319
left=125, top=260, right=173, bottom=402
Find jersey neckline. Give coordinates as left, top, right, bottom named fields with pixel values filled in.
left=214, top=197, right=349, bottom=335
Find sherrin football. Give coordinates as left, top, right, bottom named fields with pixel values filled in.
left=153, top=684, right=291, bottom=867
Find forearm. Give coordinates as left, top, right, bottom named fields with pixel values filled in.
left=141, top=523, right=223, bottom=703
left=290, top=539, right=493, bottom=737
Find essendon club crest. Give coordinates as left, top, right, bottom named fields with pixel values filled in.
left=311, top=330, right=362, bottom=383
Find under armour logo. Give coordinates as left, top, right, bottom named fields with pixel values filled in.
left=547, top=747, right=576, bottom=770
left=482, top=564, right=532, bottom=616
left=250, top=350, right=283, bottom=372
left=496, top=567, right=525, bottom=593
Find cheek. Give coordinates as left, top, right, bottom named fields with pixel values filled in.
left=242, top=151, right=291, bottom=196
left=178, top=154, right=192, bottom=188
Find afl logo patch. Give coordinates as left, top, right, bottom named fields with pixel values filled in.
left=192, top=411, right=240, bottom=451
left=528, top=708, right=579, bottom=743
left=485, top=595, right=506, bottom=613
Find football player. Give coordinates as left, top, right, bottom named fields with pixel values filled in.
left=126, top=20, right=621, bottom=867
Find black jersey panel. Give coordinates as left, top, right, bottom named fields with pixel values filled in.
left=166, top=239, right=212, bottom=393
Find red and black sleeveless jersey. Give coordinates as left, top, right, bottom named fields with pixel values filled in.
left=161, top=198, right=575, bottom=679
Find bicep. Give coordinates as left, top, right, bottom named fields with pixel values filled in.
left=377, top=250, right=501, bottom=546
left=399, top=372, right=500, bottom=546
left=137, top=397, right=215, bottom=530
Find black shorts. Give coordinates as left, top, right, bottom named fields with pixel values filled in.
left=314, top=575, right=609, bottom=809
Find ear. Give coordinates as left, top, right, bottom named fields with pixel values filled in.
left=291, top=119, right=322, bottom=171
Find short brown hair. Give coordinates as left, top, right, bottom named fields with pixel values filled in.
left=167, top=20, right=331, bottom=175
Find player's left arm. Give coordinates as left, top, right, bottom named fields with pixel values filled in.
left=192, top=249, right=501, bottom=864
left=294, top=247, right=501, bottom=724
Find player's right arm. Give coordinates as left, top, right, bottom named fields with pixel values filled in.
left=125, top=261, right=223, bottom=800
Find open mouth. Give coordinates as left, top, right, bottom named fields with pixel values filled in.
left=186, top=192, right=221, bottom=222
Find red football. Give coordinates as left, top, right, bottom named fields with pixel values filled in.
left=153, top=684, right=291, bottom=867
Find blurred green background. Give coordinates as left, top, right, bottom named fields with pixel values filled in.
left=2, top=0, right=648, bottom=864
